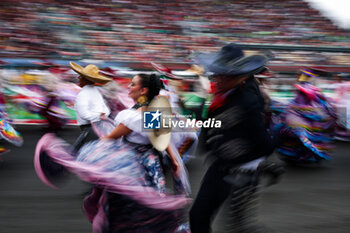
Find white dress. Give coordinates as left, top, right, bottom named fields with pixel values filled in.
left=35, top=107, right=192, bottom=232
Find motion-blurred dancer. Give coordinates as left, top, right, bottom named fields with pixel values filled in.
left=103, top=73, right=185, bottom=194
left=190, top=43, right=275, bottom=233
left=70, top=62, right=112, bottom=152
left=39, top=89, right=68, bottom=132
left=274, top=67, right=337, bottom=163
left=334, top=73, right=350, bottom=140
left=0, top=85, right=23, bottom=160
left=35, top=73, right=190, bottom=232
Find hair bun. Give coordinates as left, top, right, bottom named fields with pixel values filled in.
left=150, top=74, right=162, bottom=88
left=138, top=73, right=162, bottom=102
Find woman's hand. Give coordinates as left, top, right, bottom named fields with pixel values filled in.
left=171, top=159, right=181, bottom=177
left=165, top=145, right=182, bottom=177
left=100, top=113, right=108, bottom=120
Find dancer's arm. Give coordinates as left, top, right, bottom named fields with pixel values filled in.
left=104, top=123, right=132, bottom=140
left=166, top=145, right=180, bottom=177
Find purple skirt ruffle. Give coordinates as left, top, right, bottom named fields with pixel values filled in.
left=34, top=133, right=190, bottom=233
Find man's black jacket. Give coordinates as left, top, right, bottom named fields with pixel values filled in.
left=200, top=77, right=275, bottom=165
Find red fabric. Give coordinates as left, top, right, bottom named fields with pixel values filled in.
left=208, top=93, right=228, bottom=113
left=209, top=82, right=215, bottom=93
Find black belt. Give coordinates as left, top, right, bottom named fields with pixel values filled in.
left=79, top=124, right=91, bottom=131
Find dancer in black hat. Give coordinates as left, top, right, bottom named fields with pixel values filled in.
left=190, top=43, right=275, bottom=233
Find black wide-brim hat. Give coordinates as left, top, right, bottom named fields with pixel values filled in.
left=195, top=43, right=267, bottom=77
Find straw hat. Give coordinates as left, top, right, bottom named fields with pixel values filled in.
left=147, top=96, right=172, bottom=151
left=70, top=62, right=112, bottom=84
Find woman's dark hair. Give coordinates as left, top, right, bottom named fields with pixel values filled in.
left=138, top=73, right=163, bottom=102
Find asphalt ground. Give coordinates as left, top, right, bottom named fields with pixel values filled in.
left=0, top=125, right=349, bottom=233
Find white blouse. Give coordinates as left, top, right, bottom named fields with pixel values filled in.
left=115, top=109, right=151, bottom=145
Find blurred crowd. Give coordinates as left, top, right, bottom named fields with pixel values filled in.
left=0, top=0, right=349, bottom=65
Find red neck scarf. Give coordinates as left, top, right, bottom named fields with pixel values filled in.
left=208, top=93, right=228, bottom=113
left=208, top=85, right=241, bottom=113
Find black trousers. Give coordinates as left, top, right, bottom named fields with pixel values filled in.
left=190, top=160, right=259, bottom=233
left=72, top=124, right=99, bottom=154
